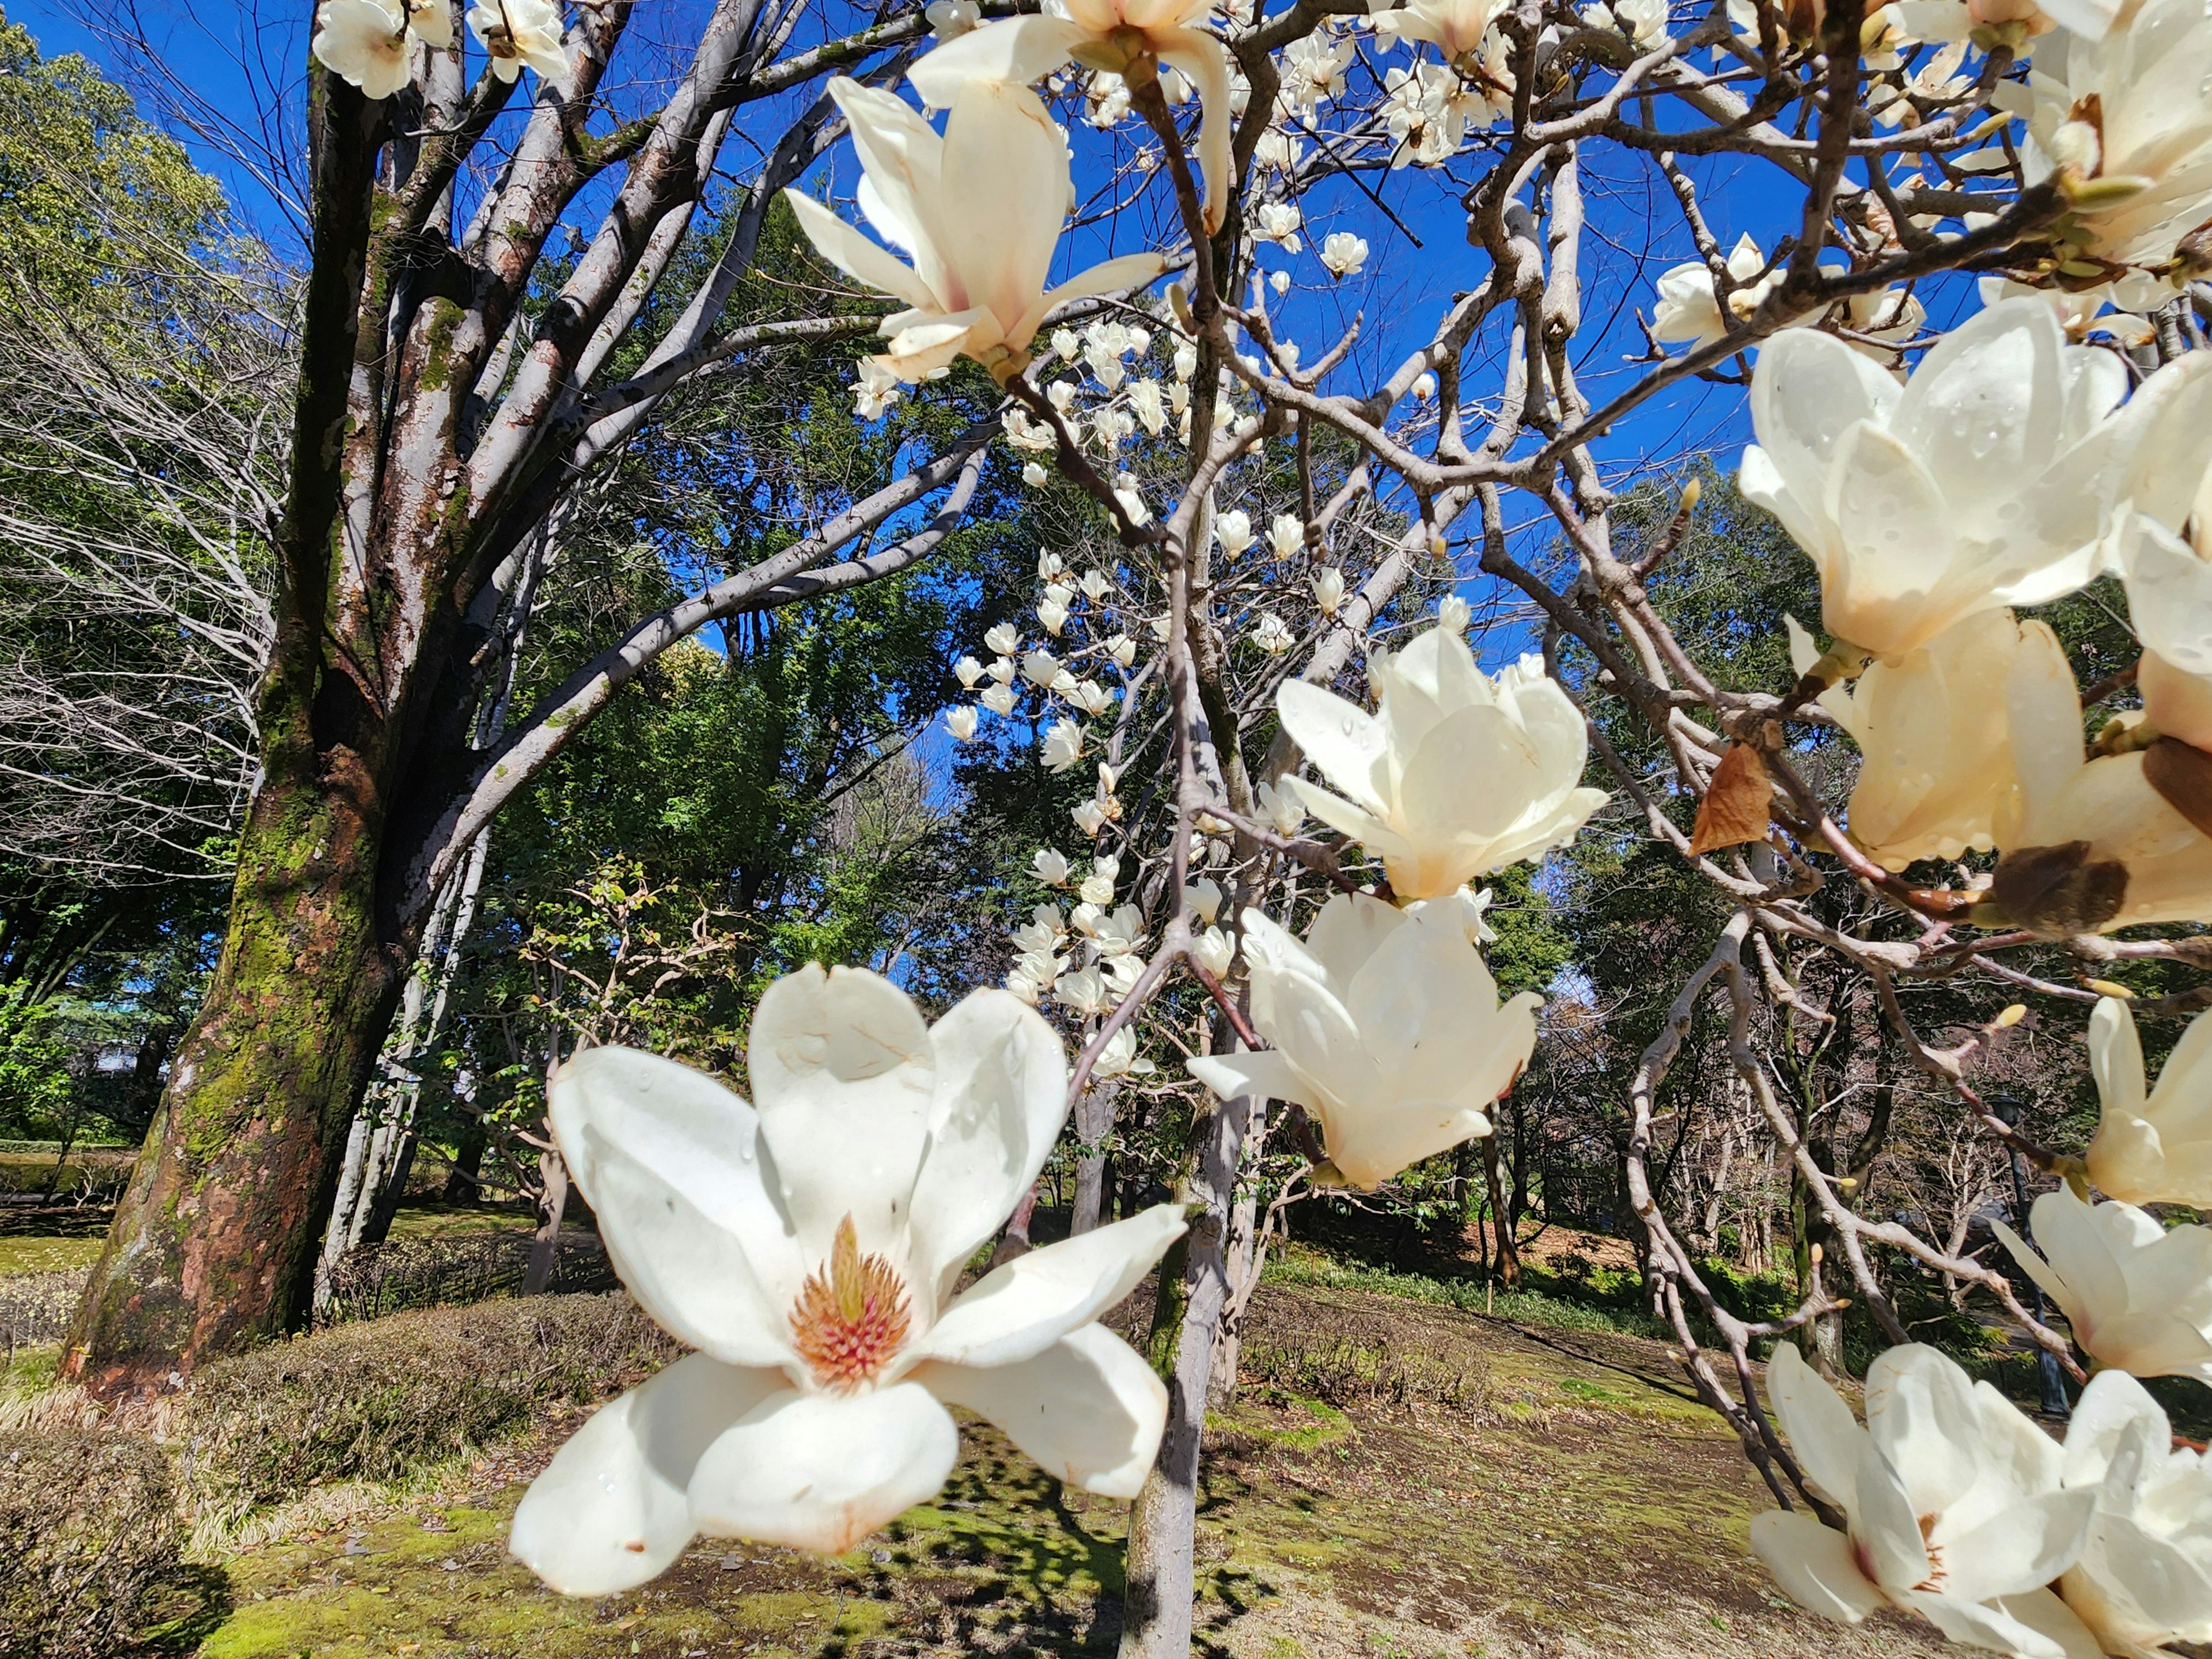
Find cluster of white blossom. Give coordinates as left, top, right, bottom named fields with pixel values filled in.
left=313, top=0, right=570, bottom=96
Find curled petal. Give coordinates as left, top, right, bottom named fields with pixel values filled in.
left=915, top=1323, right=1168, bottom=1497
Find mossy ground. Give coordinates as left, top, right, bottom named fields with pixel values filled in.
left=181, top=1280, right=1951, bottom=1659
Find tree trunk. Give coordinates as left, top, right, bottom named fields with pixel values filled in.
left=61, top=768, right=405, bottom=1393
left=990, top=1181, right=1040, bottom=1268
left=522, top=1134, right=569, bottom=1296
left=1070, top=1080, right=1118, bottom=1237
left=1117, top=1074, right=1252, bottom=1659
left=1482, top=1130, right=1522, bottom=1289
left=1208, top=1100, right=1270, bottom=1408
left=444, top=1118, right=486, bottom=1203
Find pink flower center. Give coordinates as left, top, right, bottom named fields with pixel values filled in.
left=790, top=1214, right=911, bottom=1391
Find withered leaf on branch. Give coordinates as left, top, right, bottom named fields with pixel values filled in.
left=1688, top=743, right=1773, bottom=857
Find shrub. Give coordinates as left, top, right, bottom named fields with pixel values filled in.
left=0, top=1428, right=181, bottom=1659
left=0, top=1268, right=84, bottom=1353
left=1237, top=1288, right=1490, bottom=1412
left=316, top=1230, right=615, bottom=1325
left=181, top=1291, right=678, bottom=1519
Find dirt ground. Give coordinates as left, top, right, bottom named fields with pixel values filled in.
left=184, top=1279, right=1950, bottom=1659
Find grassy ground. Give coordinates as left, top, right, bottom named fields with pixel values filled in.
left=168, top=1279, right=1948, bottom=1659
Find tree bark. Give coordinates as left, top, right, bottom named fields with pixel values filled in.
left=1482, top=1130, right=1522, bottom=1289
left=522, top=1134, right=569, bottom=1296
left=1070, top=1080, right=1118, bottom=1237
left=61, top=766, right=406, bottom=1392
left=1117, top=1077, right=1252, bottom=1659
left=444, top=1118, right=486, bottom=1203
left=989, top=1182, right=1040, bottom=1268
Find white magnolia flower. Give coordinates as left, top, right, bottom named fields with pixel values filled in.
left=2101, top=355, right=2212, bottom=687
left=1268, top=269, right=1291, bottom=297
left=1278, top=626, right=1606, bottom=900
left=1038, top=549, right=1067, bottom=581
left=926, top=0, right=982, bottom=37
left=1114, top=477, right=1151, bottom=525
left=1070, top=900, right=1106, bottom=936
left=467, top=0, right=569, bottom=86
left=1368, top=0, right=1509, bottom=58
left=1081, top=569, right=1112, bottom=602
left=1251, top=613, right=1294, bottom=655
left=1996, top=654, right=2212, bottom=931
left=954, top=656, right=986, bottom=689
left=1107, top=634, right=1137, bottom=669
left=1173, top=342, right=1198, bottom=381
left=1093, top=903, right=1145, bottom=956
left=908, top=0, right=1234, bottom=232
left=984, top=656, right=1017, bottom=687
left=1070, top=799, right=1107, bottom=838
left=1412, top=371, right=1437, bottom=400
left=1319, top=232, right=1369, bottom=278
left=1996, top=1187, right=2212, bottom=1382
left=1043, top=718, right=1086, bottom=773
left=1255, top=779, right=1304, bottom=835
left=1749, top=1342, right=2098, bottom=1657
left=1022, top=461, right=1050, bottom=487
left=1438, top=594, right=1471, bottom=632
left=980, top=683, right=1019, bottom=717
left=1192, top=925, right=1236, bottom=978
left=1311, top=567, right=1346, bottom=616
left=1190, top=889, right=1537, bottom=1190
left=1582, top=0, right=1671, bottom=44
left=1790, top=611, right=2078, bottom=872
left=1259, top=514, right=1302, bottom=562
left=1184, top=876, right=1223, bottom=923
left=1215, top=510, right=1255, bottom=559
left=2013, top=0, right=2212, bottom=281
left=1033, top=848, right=1073, bottom=886
left=1255, top=201, right=1304, bottom=253
left=986, top=623, right=1022, bottom=657
left=786, top=79, right=1164, bottom=384
left=945, top=706, right=979, bottom=741
left=1650, top=233, right=1791, bottom=349
left=2085, top=995, right=2212, bottom=1207
left=1149, top=615, right=1173, bottom=642
left=1057, top=965, right=1109, bottom=1017
left=2057, top=1368, right=2212, bottom=1656
left=1012, top=906, right=1065, bottom=955
left=1094, top=1024, right=1155, bottom=1079
left=507, top=968, right=1185, bottom=1591
left=1380, top=60, right=1498, bottom=168
left=1741, top=298, right=2145, bottom=662
left=1077, top=857, right=1119, bottom=905
left=1037, top=599, right=1070, bottom=637
left=1022, top=649, right=1063, bottom=689
left=1102, top=953, right=1144, bottom=997
left=313, top=0, right=416, bottom=97
left=1869, top=39, right=1970, bottom=128
left=1128, top=378, right=1168, bottom=435
left=853, top=357, right=904, bottom=420
left=1069, top=680, right=1113, bottom=717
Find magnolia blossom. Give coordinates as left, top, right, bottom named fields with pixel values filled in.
left=1995, top=1188, right=2212, bottom=1382
left=1192, top=925, right=1236, bottom=977
left=1033, top=849, right=1072, bottom=886
left=2057, top=1369, right=2212, bottom=1655
left=1256, top=781, right=1305, bottom=835
left=1189, top=889, right=1536, bottom=1190
left=1252, top=613, right=1295, bottom=655
left=980, top=684, right=1018, bottom=717
left=1093, top=1025, right=1154, bottom=1080
left=1582, top=0, right=1670, bottom=46
left=313, top=0, right=451, bottom=97
left=853, top=358, right=903, bottom=419
left=2105, top=357, right=2212, bottom=681
left=467, top=0, right=569, bottom=86
left=907, top=0, right=1233, bottom=233
left=2012, top=0, right=2212, bottom=285
left=1215, top=509, right=1255, bottom=559
left=786, top=79, right=1164, bottom=384
left=1368, top=0, right=1509, bottom=60
left=1380, top=59, right=1504, bottom=167
left=507, top=968, right=1185, bottom=1592
left=1650, top=233, right=1786, bottom=349
left=1317, top=232, right=1369, bottom=278
left=1790, top=611, right=2078, bottom=871
left=1311, top=567, right=1347, bottom=616
left=1042, top=718, right=1086, bottom=773
left=1107, top=634, right=1137, bottom=669
left=2084, top=996, right=2212, bottom=1207
left=985, top=621, right=1021, bottom=656
left=1749, top=1342, right=2098, bottom=1656
left=1742, top=299, right=2136, bottom=660
left=1278, top=624, right=1606, bottom=900
left=926, top=0, right=982, bottom=37
left=944, top=706, right=979, bottom=742
left=1182, top=878, right=1222, bottom=924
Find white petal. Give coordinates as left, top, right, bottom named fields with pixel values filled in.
left=1904, top=1587, right=2102, bottom=1658
left=906, top=988, right=1070, bottom=1309
left=914, top=1323, right=1166, bottom=1497
left=907, top=13, right=1085, bottom=108
left=510, top=1354, right=786, bottom=1595
left=937, top=79, right=1065, bottom=354
left=1865, top=1343, right=1987, bottom=1522
left=782, top=190, right=939, bottom=315
left=1767, top=1342, right=1865, bottom=1510
left=1187, top=1047, right=1320, bottom=1111
left=2061, top=1367, right=2168, bottom=1488
left=1941, top=1490, right=2096, bottom=1603
left=1748, top=1509, right=1885, bottom=1623
left=1155, top=27, right=1232, bottom=232
left=1277, top=680, right=1392, bottom=813
left=688, top=1382, right=960, bottom=1554
left=1851, top=1437, right=1934, bottom=1592
left=748, top=964, right=935, bottom=1254
left=1029, top=252, right=1171, bottom=342
left=910, top=1204, right=1187, bottom=1369
left=548, top=1047, right=800, bottom=1366
left=2090, top=995, right=2149, bottom=1132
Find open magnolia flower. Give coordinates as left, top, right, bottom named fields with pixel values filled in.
left=1741, top=299, right=2136, bottom=661
left=2012, top=0, right=2212, bottom=288
left=1276, top=624, right=1605, bottom=900
left=2085, top=995, right=2212, bottom=1207
left=1368, top=0, right=1510, bottom=60
left=1751, top=1342, right=2099, bottom=1657
left=467, top=0, right=569, bottom=86
left=312, top=0, right=454, bottom=97
left=508, top=965, right=1185, bottom=1594
left=1650, top=234, right=1789, bottom=350
left=1187, top=889, right=1539, bottom=1191
left=1995, top=1187, right=2212, bottom=1383
left=2056, top=1368, right=2212, bottom=1655
left=785, top=79, right=1166, bottom=384
left=907, top=0, right=1233, bottom=233
left=2107, top=354, right=2212, bottom=683
left=1790, top=611, right=2077, bottom=872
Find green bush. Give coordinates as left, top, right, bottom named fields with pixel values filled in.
left=0, top=1427, right=181, bottom=1659
left=181, top=1291, right=678, bottom=1519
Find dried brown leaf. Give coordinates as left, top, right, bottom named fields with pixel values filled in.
left=1688, top=743, right=1772, bottom=857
